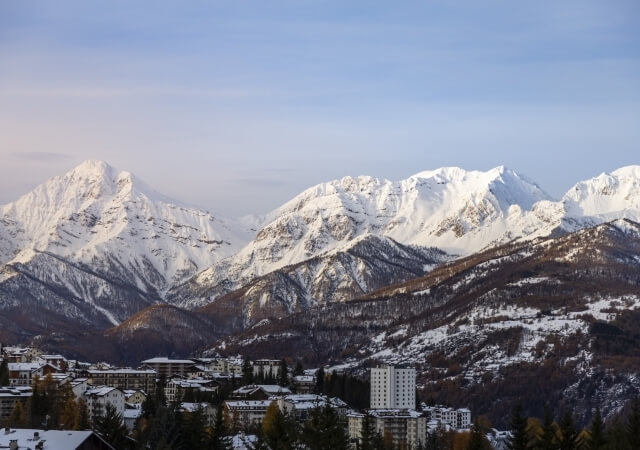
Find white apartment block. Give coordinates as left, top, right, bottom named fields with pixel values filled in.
left=83, top=386, right=125, bottom=422
left=422, top=405, right=472, bottom=430
left=348, top=409, right=427, bottom=449
left=370, top=366, right=415, bottom=410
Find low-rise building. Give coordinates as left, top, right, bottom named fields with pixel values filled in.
left=123, top=389, right=147, bottom=405
left=348, top=409, right=427, bottom=449
left=180, top=402, right=217, bottom=426
left=165, top=378, right=217, bottom=402
left=422, top=405, right=471, bottom=430
left=292, top=375, right=315, bottom=394
left=277, top=394, right=348, bottom=423
left=83, top=368, right=156, bottom=394
left=140, top=357, right=196, bottom=378
left=0, top=386, right=32, bottom=422
left=83, top=386, right=125, bottom=422
left=231, top=384, right=291, bottom=400
left=224, top=400, right=273, bottom=431
left=8, top=362, right=60, bottom=387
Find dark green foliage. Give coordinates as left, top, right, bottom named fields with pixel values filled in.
left=625, top=396, right=640, bottom=450
left=300, top=404, right=350, bottom=450
left=315, top=367, right=325, bottom=394
left=507, top=402, right=528, bottom=450
left=0, top=358, right=8, bottom=386
left=557, top=410, right=578, bottom=450
left=243, top=358, right=254, bottom=385
left=293, top=362, right=304, bottom=377
left=93, top=403, right=130, bottom=449
left=261, top=404, right=298, bottom=450
left=586, top=406, right=605, bottom=450
left=181, top=404, right=208, bottom=449
left=536, top=406, right=557, bottom=450
left=467, top=420, right=492, bottom=450
left=359, top=414, right=383, bottom=450
left=279, top=359, right=289, bottom=387
left=209, top=403, right=232, bottom=450
left=317, top=370, right=370, bottom=410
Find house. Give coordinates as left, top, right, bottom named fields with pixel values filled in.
left=123, top=406, right=143, bottom=431
left=0, top=428, right=115, bottom=449
left=224, top=400, right=273, bottom=431
left=123, top=389, right=147, bottom=405
left=422, top=405, right=472, bottom=430
left=83, top=387, right=125, bottom=422
left=180, top=402, right=217, bottom=426
left=8, top=363, right=61, bottom=387
left=0, top=386, right=32, bottom=422
left=230, top=384, right=291, bottom=400
left=140, top=357, right=196, bottom=378
left=292, top=375, right=315, bottom=394
left=196, top=357, right=244, bottom=376
left=276, top=394, right=347, bottom=423
left=1, top=347, right=40, bottom=363
left=41, top=354, right=67, bottom=371
left=230, top=432, right=258, bottom=450
left=70, top=378, right=90, bottom=399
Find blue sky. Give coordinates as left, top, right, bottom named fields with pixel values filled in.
left=1, top=1, right=639, bottom=216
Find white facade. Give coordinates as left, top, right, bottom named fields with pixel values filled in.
left=370, top=366, right=415, bottom=409
left=83, top=386, right=125, bottom=422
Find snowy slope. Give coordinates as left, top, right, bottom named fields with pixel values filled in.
left=173, top=166, right=552, bottom=308
left=0, top=160, right=251, bottom=326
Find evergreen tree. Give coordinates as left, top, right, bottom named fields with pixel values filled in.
left=279, top=359, right=289, bottom=387
left=242, top=359, right=254, bottom=385
left=93, top=403, right=129, bottom=449
left=301, top=404, right=350, bottom=450
left=316, top=367, right=325, bottom=394
left=181, top=404, right=208, bottom=449
left=557, top=410, right=578, bottom=450
left=507, top=402, right=528, bottom=450
left=262, top=401, right=298, bottom=450
left=467, top=419, right=491, bottom=450
left=209, top=402, right=232, bottom=450
left=586, top=406, right=605, bottom=450
left=293, top=362, right=304, bottom=377
left=8, top=401, right=29, bottom=428
left=76, top=398, right=91, bottom=429
left=626, top=396, right=640, bottom=450
left=0, top=357, right=9, bottom=386
left=360, top=414, right=377, bottom=450
left=536, top=406, right=556, bottom=450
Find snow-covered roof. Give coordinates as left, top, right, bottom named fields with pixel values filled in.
left=180, top=402, right=213, bottom=412
left=141, top=357, right=195, bottom=364
left=225, top=400, right=273, bottom=408
left=293, top=375, right=315, bottom=382
left=85, top=386, right=122, bottom=397
left=0, top=429, right=110, bottom=449
left=368, top=409, right=424, bottom=418
left=124, top=409, right=143, bottom=420
left=231, top=433, right=257, bottom=450
left=8, top=362, right=42, bottom=371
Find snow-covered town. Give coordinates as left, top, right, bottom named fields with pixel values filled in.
left=0, top=345, right=490, bottom=449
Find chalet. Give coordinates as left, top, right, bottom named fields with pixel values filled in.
left=230, top=384, right=291, bottom=400
left=224, top=400, right=272, bottom=431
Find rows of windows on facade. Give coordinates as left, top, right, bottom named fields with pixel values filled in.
left=370, top=365, right=416, bottom=410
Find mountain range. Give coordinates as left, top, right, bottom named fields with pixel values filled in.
left=2, top=159, right=640, bottom=424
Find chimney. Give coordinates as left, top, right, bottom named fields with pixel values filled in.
left=9, top=439, right=18, bottom=450
left=4, top=427, right=10, bottom=435
left=33, top=431, right=40, bottom=440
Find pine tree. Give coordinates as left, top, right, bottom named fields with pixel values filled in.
left=467, top=419, right=491, bottom=450
left=316, top=367, right=325, bottom=394
left=242, top=359, right=254, bottom=385
left=301, top=404, right=349, bottom=450
left=93, top=403, right=129, bottom=449
left=507, top=402, right=528, bottom=450
left=586, top=406, right=605, bottom=450
left=0, top=357, right=9, bottom=386
left=293, top=362, right=304, bottom=377
left=625, top=395, right=640, bottom=450
left=558, top=410, right=578, bottom=450
left=262, top=401, right=298, bottom=450
left=536, top=406, right=556, bottom=450
left=8, top=401, right=29, bottom=428
left=181, top=404, right=208, bottom=449
left=279, top=359, right=289, bottom=387
left=210, top=403, right=232, bottom=450
left=360, top=414, right=377, bottom=450
left=76, top=398, right=91, bottom=430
